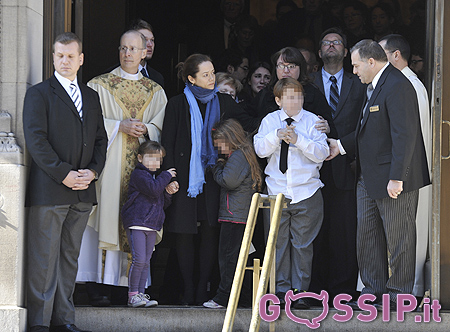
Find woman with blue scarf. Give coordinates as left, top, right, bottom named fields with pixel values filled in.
left=161, top=54, right=244, bottom=305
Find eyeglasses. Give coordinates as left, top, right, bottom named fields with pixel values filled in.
left=239, top=65, right=249, bottom=71
left=321, top=40, right=343, bottom=46
left=118, top=46, right=145, bottom=54
left=410, top=59, right=424, bottom=64
left=276, top=64, right=298, bottom=70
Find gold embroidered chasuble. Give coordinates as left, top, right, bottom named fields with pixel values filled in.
left=87, top=68, right=167, bottom=252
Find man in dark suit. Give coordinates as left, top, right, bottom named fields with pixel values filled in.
left=129, top=19, right=165, bottom=87
left=309, top=28, right=365, bottom=301
left=327, top=39, right=430, bottom=308
left=23, top=32, right=107, bottom=332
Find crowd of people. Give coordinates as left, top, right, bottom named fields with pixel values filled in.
left=23, top=1, right=432, bottom=331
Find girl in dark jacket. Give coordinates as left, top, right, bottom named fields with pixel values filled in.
left=121, top=141, right=177, bottom=308
left=203, top=119, right=262, bottom=309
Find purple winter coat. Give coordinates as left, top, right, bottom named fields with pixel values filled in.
left=121, top=162, right=172, bottom=231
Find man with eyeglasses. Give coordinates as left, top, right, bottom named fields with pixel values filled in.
left=76, top=30, right=167, bottom=298
left=309, top=27, right=365, bottom=303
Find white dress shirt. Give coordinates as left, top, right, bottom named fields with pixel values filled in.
left=254, top=108, right=329, bottom=204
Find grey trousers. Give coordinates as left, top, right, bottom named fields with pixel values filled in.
left=269, top=189, right=323, bottom=294
left=357, top=177, right=418, bottom=302
left=27, top=202, right=92, bottom=327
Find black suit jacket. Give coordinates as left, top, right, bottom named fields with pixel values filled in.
left=341, top=64, right=430, bottom=199
left=312, top=70, right=366, bottom=190
left=23, top=75, right=108, bottom=207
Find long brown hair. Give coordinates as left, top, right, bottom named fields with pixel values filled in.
left=212, top=119, right=262, bottom=191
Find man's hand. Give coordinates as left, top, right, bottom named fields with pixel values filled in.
left=387, top=180, right=403, bottom=199
left=315, top=115, right=330, bottom=133
left=119, top=118, right=147, bottom=137
left=326, top=138, right=340, bottom=161
left=166, top=180, right=179, bottom=194
left=62, top=169, right=95, bottom=190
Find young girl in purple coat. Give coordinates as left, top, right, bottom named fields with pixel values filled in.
left=121, top=140, right=178, bottom=307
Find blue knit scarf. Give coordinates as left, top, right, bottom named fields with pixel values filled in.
left=184, top=82, right=220, bottom=197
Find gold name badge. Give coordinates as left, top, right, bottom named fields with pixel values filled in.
left=369, top=105, right=379, bottom=112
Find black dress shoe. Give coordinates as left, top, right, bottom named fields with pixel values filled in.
left=49, top=324, right=91, bottom=332
left=29, top=326, right=50, bottom=332
left=275, top=292, right=286, bottom=309
left=374, top=300, right=396, bottom=312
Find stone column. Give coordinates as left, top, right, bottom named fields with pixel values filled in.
left=0, top=1, right=44, bottom=331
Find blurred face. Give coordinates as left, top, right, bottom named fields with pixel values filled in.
left=119, top=32, right=147, bottom=74
left=223, top=0, right=242, bottom=22
left=371, top=7, right=392, bottom=35
left=218, top=83, right=237, bottom=100
left=138, top=28, right=155, bottom=60
left=275, top=87, right=304, bottom=116
left=53, top=41, right=84, bottom=81
left=138, top=152, right=162, bottom=172
left=237, top=27, right=255, bottom=48
left=319, top=33, right=347, bottom=64
left=343, top=6, right=364, bottom=31
left=214, top=138, right=232, bottom=155
left=188, top=61, right=216, bottom=90
left=351, top=51, right=373, bottom=84
left=249, top=67, right=271, bottom=95
left=410, top=55, right=424, bottom=75
left=276, top=55, right=300, bottom=80
left=303, top=0, right=322, bottom=13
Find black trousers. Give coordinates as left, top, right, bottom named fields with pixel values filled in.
left=213, top=222, right=251, bottom=307
left=309, top=178, right=358, bottom=300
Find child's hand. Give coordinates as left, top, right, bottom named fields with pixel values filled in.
left=167, top=168, right=177, bottom=178
left=166, top=181, right=179, bottom=194
left=277, top=127, right=290, bottom=143
left=286, top=125, right=298, bottom=144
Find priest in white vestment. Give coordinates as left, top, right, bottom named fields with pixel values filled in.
left=77, top=30, right=167, bottom=289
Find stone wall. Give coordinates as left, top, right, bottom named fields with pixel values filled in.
left=0, top=1, right=44, bottom=331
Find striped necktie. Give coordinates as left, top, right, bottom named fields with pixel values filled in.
left=70, top=82, right=82, bottom=120
left=329, top=76, right=339, bottom=117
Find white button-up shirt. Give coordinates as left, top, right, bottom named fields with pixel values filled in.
left=254, top=108, right=329, bottom=204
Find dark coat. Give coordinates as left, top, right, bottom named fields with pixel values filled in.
left=23, top=75, right=107, bottom=207
left=121, top=163, right=172, bottom=231
left=161, top=92, right=245, bottom=234
left=312, top=70, right=366, bottom=190
left=213, top=149, right=256, bottom=224
left=340, top=64, right=430, bottom=199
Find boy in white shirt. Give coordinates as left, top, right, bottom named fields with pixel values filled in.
left=254, top=77, right=329, bottom=309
